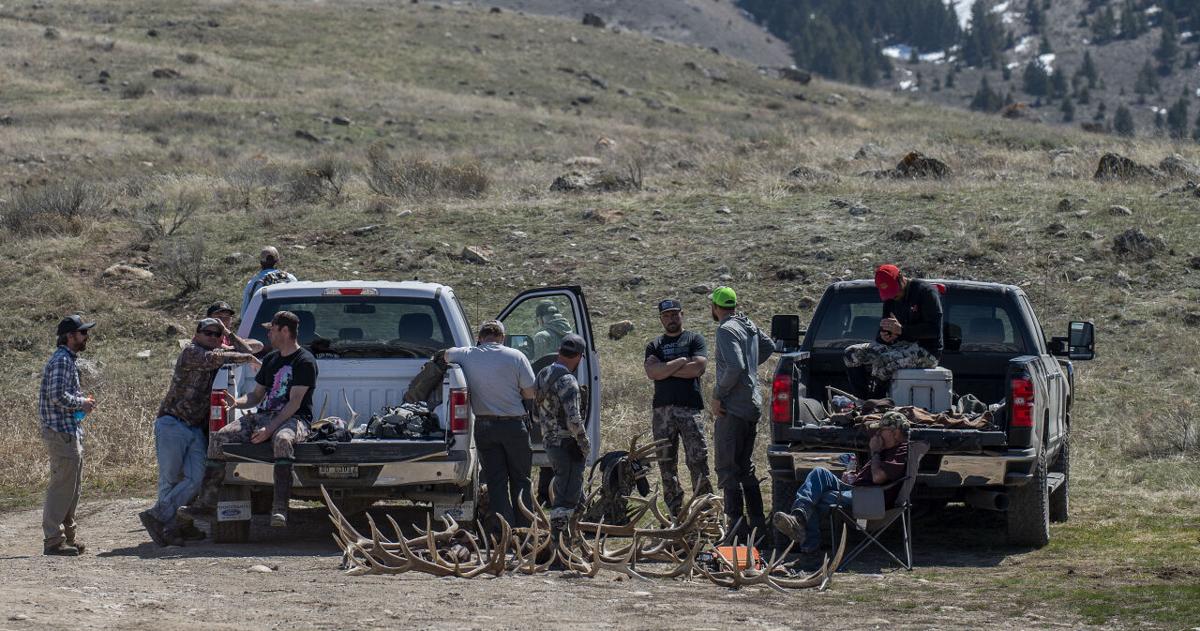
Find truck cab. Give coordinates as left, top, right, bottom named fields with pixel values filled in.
left=208, top=281, right=599, bottom=542
left=768, top=280, right=1095, bottom=547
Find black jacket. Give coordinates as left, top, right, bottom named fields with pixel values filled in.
left=879, top=279, right=944, bottom=358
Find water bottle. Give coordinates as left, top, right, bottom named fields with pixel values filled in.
left=73, top=409, right=86, bottom=423
left=838, top=452, right=857, bottom=470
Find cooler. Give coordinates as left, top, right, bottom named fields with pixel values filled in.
left=889, top=367, right=953, bottom=412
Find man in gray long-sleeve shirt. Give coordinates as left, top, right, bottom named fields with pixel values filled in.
left=709, top=286, right=774, bottom=543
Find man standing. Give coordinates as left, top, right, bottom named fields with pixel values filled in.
left=206, top=301, right=263, bottom=354
left=38, top=315, right=96, bottom=556
left=140, top=319, right=259, bottom=546
left=188, top=311, right=317, bottom=528
left=241, top=246, right=297, bottom=315
left=844, top=264, right=943, bottom=399
left=531, top=301, right=573, bottom=360
left=445, top=320, right=536, bottom=531
left=709, top=286, right=775, bottom=542
left=773, top=412, right=911, bottom=560
left=644, top=299, right=714, bottom=518
left=534, top=334, right=590, bottom=539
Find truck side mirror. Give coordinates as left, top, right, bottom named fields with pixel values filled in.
left=771, top=314, right=803, bottom=350
left=1067, top=321, right=1095, bottom=360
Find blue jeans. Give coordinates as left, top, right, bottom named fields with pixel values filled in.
left=790, top=467, right=853, bottom=551
left=151, top=415, right=206, bottom=529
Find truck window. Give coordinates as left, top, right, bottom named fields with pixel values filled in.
left=500, top=295, right=579, bottom=366
left=250, top=296, right=453, bottom=358
left=946, top=301, right=1025, bottom=353
left=812, top=299, right=881, bottom=349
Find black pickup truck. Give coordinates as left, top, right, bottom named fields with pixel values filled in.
left=767, top=280, right=1095, bottom=547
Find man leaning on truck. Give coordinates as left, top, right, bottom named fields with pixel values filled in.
left=184, top=311, right=318, bottom=529
left=445, top=320, right=537, bottom=532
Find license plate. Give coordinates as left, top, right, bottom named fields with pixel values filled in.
left=217, top=500, right=251, bottom=522
left=317, top=465, right=359, bottom=479
left=435, top=500, right=475, bottom=521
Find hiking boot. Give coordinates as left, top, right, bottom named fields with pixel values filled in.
left=65, top=540, right=86, bottom=555
left=772, top=511, right=806, bottom=547
left=138, top=510, right=168, bottom=547
left=270, top=511, right=287, bottom=528
left=43, top=543, right=81, bottom=556
left=163, top=528, right=187, bottom=547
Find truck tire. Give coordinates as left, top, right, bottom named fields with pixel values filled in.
left=1050, top=436, right=1069, bottom=523
left=213, top=484, right=251, bottom=544
left=1006, top=451, right=1049, bottom=547
left=770, top=474, right=800, bottom=553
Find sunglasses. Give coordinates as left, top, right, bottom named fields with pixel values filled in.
left=76, top=330, right=90, bottom=337
left=199, top=330, right=223, bottom=338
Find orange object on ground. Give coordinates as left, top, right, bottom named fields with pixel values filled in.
left=715, top=545, right=763, bottom=570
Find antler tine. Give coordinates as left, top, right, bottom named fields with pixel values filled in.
left=341, top=389, right=358, bottom=425
left=818, top=523, right=849, bottom=591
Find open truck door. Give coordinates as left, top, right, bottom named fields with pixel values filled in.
left=497, top=286, right=600, bottom=464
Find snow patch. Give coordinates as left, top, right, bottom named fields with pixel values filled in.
left=899, top=79, right=915, bottom=91
left=1038, top=53, right=1055, bottom=71
left=948, top=0, right=974, bottom=30
left=1014, top=35, right=1035, bottom=54
left=881, top=44, right=948, bottom=63
left=1146, top=6, right=1161, bottom=15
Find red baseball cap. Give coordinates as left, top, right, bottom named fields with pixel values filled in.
left=875, top=264, right=901, bottom=301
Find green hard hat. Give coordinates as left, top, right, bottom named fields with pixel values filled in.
left=709, top=286, right=737, bottom=308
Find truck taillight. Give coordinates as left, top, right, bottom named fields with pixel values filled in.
left=210, top=390, right=228, bottom=432
left=1010, top=376, right=1034, bottom=428
left=771, top=373, right=793, bottom=424
left=450, top=388, right=470, bottom=433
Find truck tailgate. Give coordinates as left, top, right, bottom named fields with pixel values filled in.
left=221, top=439, right=451, bottom=464
left=776, top=424, right=1008, bottom=453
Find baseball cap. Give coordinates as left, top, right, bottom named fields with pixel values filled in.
left=559, top=333, right=587, bottom=356
left=196, top=317, right=223, bottom=334
left=875, top=264, right=901, bottom=301
left=657, top=298, right=682, bottom=313
left=535, top=300, right=558, bottom=318
left=56, top=314, right=96, bottom=336
left=206, top=301, right=235, bottom=317
left=709, top=286, right=737, bottom=308
left=865, top=410, right=912, bottom=432
left=261, top=310, right=300, bottom=334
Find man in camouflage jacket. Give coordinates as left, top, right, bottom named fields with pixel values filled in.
left=534, top=334, right=590, bottom=525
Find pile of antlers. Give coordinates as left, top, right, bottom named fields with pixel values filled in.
left=325, top=484, right=846, bottom=592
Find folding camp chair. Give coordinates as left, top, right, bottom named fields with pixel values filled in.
left=829, top=440, right=930, bottom=571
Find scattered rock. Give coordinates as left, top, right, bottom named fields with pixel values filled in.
left=829, top=198, right=853, bottom=209
left=824, top=93, right=846, bottom=106
left=888, top=152, right=951, bottom=179
left=331, top=115, right=352, bottom=126
left=1159, top=154, right=1200, bottom=179
left=594, top=137, right=616, bottom=152
left=146, top=28, right=159, bottom=37
left=102, top=264, right=154, bottom=281
left=848, top=203, right=872, bottom=217
left=294, top=129, right=321, bottom=143
left=461, top=246, right=492, bottom=265
left=510, top=230, right=527, bottom=239
left=247, top=564, right=275, bottom=573
left=43, top=27, right=59, bottom=39
left=1094, top=153, right=1161, bottom=181
left=1081, top=231, right=1102, bottom=241
left=549, top=171, right=636, bottom=193
left=716, top=206, right=732, bottom=215
left=350, top=225, right=379, bottom=236
left=581, top=12, right=605, bottom=28
left=788, top=165, right=835, bottom=181
left=151, top=68, right=181, bottom=79
left=9, top=614, right=30, bottom=621
left=1184, top=312, right=1200, bottom=328
left=607, top=320, right=634, bottom=340
left=581, top=208, right=624, bottom=223
left=1056, top=198, right=1074, bottom=212
left=854, top=143, right=887, bottom=160
left=775, top=268, right=804, bottom=281
left=1109, top=205, right=1133, bottom=217
left=641, top=97, right=664, bottom=110
left=563, top=156, right=602, bottom=168
left=166, top=324, right=184, bottom=337
left=1189, top=256, right=1200, bottom=270
left=574, top=95, right=594, bottom=105
left=1112, top=228, right=1166, bottom=261
left=0, top=114, right=13, bottom=126
left=778, top=67, right=812, bottom=84
left=396, top=209, right=413, bottom=218
left=797, top=295, right=817, bottom=309
left=690, top=283, right=712, bottom=294
left=1044, top=222, right=1068, bottom=237
left=135, top=350, right=152, bottom=359
left=894, top=225, right=930, bottom=242
left=222, top=252, right=242, bottom=264
left=1115, top=270, right=1132, bottom=284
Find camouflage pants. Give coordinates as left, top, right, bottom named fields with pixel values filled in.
left=651, top=405, right=714, bottom=516
left=206, top=412, right=308, bottom=461
left=843, top=341, right=937, bottom=383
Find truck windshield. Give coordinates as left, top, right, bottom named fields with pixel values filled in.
left=249, top=295, right=454, bottom=358
left=810, top=289, right=1027, bottom=354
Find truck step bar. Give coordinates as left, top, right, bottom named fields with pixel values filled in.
left=1046, top=472, right=1066, bottom=494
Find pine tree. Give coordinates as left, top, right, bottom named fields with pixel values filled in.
left=963, top=0, right=1006, bottom=67
left=1051, top=67, right=1068, bottom=99
left=1002, top=64, right=1012, bottom=81
left=1155, top=109, right=1165, bottom=132
left=1135, top=61, right=1160, bottom=96
left=1114, top=105, right=1135, bottom=136
left=1023, top=61, right=1049, bottom=96
left=1078, top=86, right=1091, bottom=105
left=1026, top=0, right=1043, bottom=32
left=1092, top=6, right=1116, bottom=43
left=1156, top=10, right=1179, bottom=74
left=1119, top=0, right=1143, bottom=40
left=1061, top=94, right=1075, bottom=122
left=1094, top=101, right=1107, bottom=122
left=1039, top=35, right=1053, bottom=55
left=945, top=68, right=956, bottom=88
left=1080, top=51, right=1098, bottom=89
left=971, top=75, right=1004, bottom=112
left=1192, top=111, right=1200, bottom=141
left=1167, top=97, right=1189, bottom=139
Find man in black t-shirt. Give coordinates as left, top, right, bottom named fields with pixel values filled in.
left=644, top=299, right=714, bottom=517
left=187, top=311, right=319, bottom=528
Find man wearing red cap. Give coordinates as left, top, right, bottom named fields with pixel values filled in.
left=843, top=264, right=943, bottom=398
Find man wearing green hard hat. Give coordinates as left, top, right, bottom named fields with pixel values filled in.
left=708, top=285, right=775, bottom=544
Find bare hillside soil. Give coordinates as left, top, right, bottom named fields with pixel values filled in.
left=0, top=498, right=1080, bottom=630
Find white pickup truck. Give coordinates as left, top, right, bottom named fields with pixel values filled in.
left=207, top=281, right=600, bottom=543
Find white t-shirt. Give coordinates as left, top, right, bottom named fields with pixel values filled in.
left=445, top=343, right=535, bottom=417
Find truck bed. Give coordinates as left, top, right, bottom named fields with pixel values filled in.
left=773, top=423, right=1009, bottom=453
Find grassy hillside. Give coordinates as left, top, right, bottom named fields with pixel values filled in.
left=1, top=0, right=1198, bottom=626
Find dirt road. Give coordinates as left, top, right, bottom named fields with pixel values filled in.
left=0, top=499, right=1078, bottom=630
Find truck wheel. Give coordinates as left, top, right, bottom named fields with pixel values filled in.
left=213, top=484, right=251, bottom=544
left=770, top=474, right=800, bottom=553
left=1006, top=451, right=1049, bottom=547
left=1050, top=436, right=1069, bottom=523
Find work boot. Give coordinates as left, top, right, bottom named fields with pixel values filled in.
left=139, top=510, right=168, bottom=547
left=43, top=542, right=81, bottom=556
left=270, top=462, right=293, bottom=528
left=179, top=463, right=225, bottom=518
left=177, top=522, right=207, bottom=541
left=742, top=482, right=767, bottom=536
left=772, top=511, right=806, bottom=546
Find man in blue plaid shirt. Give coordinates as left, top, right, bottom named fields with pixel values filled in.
left=39, top=315, right=97, bottom=556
